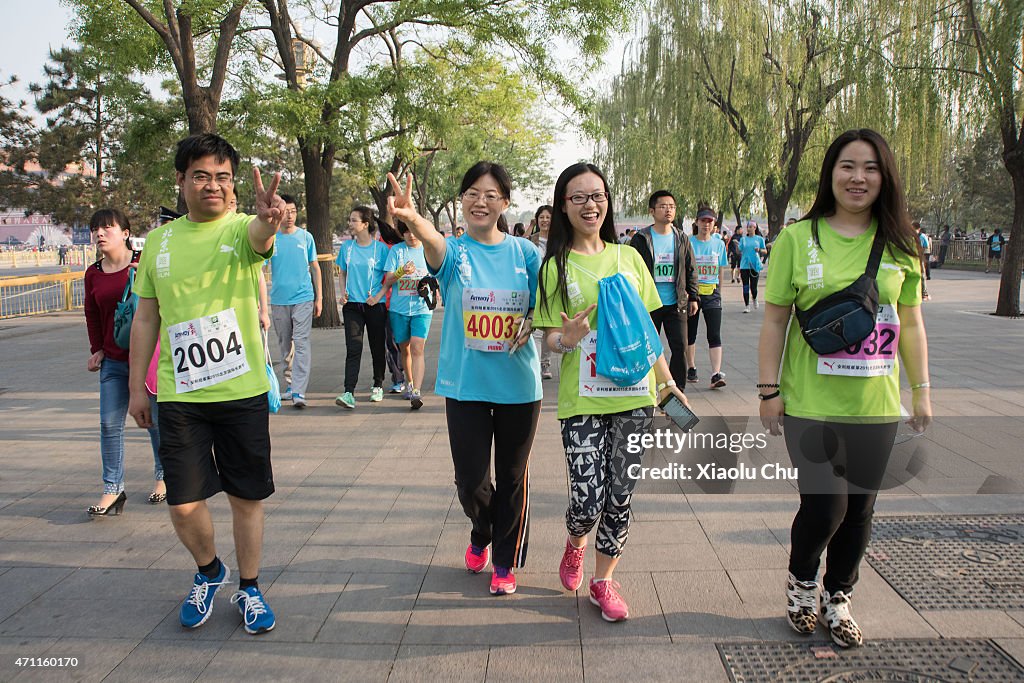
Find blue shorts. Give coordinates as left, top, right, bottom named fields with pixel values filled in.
left=389, top=311, right=433, bottom=344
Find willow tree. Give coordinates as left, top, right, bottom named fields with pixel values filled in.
left=595, top=0, right=953, bottom=238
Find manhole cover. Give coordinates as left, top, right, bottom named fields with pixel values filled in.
left=866, top=515, right=1024, bottom=610
left=717, top=639, right=1024, bottom=682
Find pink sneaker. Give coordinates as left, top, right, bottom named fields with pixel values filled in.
left=490, top=566, right=516, bottom=595
left=589, top=578, right=629, bottom=622
left=465, top=543, right=489, bottom=573
left=559, top=538, right=586, bottom=591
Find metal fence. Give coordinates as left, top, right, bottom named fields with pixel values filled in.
left=0, top=271, right=86, bottom=319
left=0, top=247, right=93, bottom=269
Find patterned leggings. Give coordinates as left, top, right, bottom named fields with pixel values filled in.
left=560, top=407, right=654, bottom=558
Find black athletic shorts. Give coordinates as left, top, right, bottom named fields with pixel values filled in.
left=158, top=394, right=274, bottom=505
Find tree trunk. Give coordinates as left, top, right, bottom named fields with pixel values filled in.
left=764, top=176, right=789, bottom=241
left=300, top=142, right=341, bottom=328
left=995, top=157, right=1023, bottom=316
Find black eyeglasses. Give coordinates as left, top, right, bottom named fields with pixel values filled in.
left=567, top=191, right=609, bottom=205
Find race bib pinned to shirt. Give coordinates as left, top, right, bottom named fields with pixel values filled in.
left=816, top=304, right=899, bottom=377
left=654, top=252, right=675, bottom=283
left=578, top=332, right=650, bottom=397
left=462, top=288, right=527, bottom=352
left=168, top=308, right=250, bottom=393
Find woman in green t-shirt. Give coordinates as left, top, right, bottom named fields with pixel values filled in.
left=534, top=163, right=689, bottom=623
left=758, top=129, right=932, bottom=648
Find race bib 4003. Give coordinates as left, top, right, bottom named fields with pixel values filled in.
left=817, top=304, right=900, bottom=377
left=168, top=308, right=249, bottom=393
left=462, top=288, right=527, bottom=352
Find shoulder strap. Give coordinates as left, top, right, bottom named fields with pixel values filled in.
left=865, top=226, right=886, bottom=279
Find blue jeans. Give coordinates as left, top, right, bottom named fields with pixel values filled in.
left=99, top=359, right=162, bottom=494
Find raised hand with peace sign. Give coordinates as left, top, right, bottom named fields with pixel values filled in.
left=249, top=167, right=286, bottom=254
left=386, top=172, right=447, bottom=271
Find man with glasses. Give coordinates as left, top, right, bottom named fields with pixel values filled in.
left=628, top=190, right=699, bottom=387
left=128, top=133, right=285, bottom=635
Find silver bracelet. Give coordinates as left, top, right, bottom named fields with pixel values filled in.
left=911, top=382, right=931, bottom=390
left=555, top=333, right=577, bottom=354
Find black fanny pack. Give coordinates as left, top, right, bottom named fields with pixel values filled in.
left=794, top=226, right=884, bottom=355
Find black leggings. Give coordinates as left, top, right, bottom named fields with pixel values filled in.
left=740, top=269, right=760, bottom=305
left=687, top=303, right=723, bottom=348
left=446, top=398, right=542, bottom=569
left=343, top=302, right=387, bottom=392
left=784, top=416, right=898, bottom=595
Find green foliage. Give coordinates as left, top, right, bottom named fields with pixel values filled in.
left=0, top=73, right=37, bottom=211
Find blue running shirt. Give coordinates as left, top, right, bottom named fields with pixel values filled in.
left=269, top=229, right=316, bottom=305
left=337, top=240, right=388, bottom=303
left=689, top=235, right=728, bottom=293
left=651, top=229, right=676, bottom=306
left=430, top=234, right=542, bottom=403
left=739, top=235, right=766, bottom=272
left=385, top=243, right=431, bottom=316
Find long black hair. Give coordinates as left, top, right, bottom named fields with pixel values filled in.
left=801, top=129, right=917, bottom=258
left=538, top=163, right=617, bottom=316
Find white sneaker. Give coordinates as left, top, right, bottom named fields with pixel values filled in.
left=820, top=589, right=863, bottom=647
left=743, top=305, right=750, bottom=314
left=753, top=299, right=759, bottom=310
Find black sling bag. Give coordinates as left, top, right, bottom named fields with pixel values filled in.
left=794, top=226, right=885, bottom=355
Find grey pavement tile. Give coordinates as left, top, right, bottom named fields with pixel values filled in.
left=307, top=522, right=442, bottom=547
left=919, top=609, right=1024, bottom=638
left=0, top=596, right=176, bottom=639
left=10, top=637, right=138, bottom=683
left=406, top=570, right=577, bottom=646
left=0, top=568, right=75, bottom=624
left=484, top=645, right=583, bottom=682
left=38, top=569, right=188, bottom=602
left=580, top=642, right=729, bottom=683
left=288, top=544, right=434, bottom=574
left=264, top=485, right=349, bottom=523
left=0, top=541, right=115, bottom=569
left=197, top=642, right=398, bottom=682
left=925, top=494, right=1024, bottom=514
left=316, top=572, right=421, bottom=645
left=653, top=571, right=760, bottom=641
left=1010, top=611, right=1024, bottom=630
left=389, top=644, right=487, bottom=682
left=322, top=486, right=404, bottom=524
left=102, top=639, right=221, bottom=683
left=579, top=572, right=670, bottom=644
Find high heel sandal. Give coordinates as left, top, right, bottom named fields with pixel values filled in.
left=148, top=491, right=167, bottom=504
left=88, top=491, right=127, bottom=517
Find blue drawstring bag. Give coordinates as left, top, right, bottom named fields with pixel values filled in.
left=262, top=330, right=281, bottom=413
left=595, top=272, right=663, bottom=387
left=113, top=267, right=137, bottom=350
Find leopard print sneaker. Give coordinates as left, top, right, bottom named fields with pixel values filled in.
left=820, top=589, right=863, bottom=647
left=785, top=572, right=819, bottom=635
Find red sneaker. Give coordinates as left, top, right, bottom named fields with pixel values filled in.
left=589, top=578, right=629, bottom=622
left=559, top=538, right=586, bottom=591
left=465, top=543, right=489, bottom=573
left=490, top=566, right=516, bottom=595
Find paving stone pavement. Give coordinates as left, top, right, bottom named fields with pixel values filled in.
left=0, top=268, right=1022, bottom=681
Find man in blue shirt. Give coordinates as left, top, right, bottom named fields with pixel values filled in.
left=266, top=194, right=322, bottom=407
left=628, top=190, right=699, bottom=387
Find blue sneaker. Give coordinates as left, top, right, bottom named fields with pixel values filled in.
left=179, top=563, right=230, bottom=628
left=389, top=383, right=404, bottom=394
left=282, top=386, right=293, bottom=400
left=230, top=586, right=276, bottom=634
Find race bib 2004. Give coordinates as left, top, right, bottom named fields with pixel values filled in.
left=168, top=308, right=250, bottom=393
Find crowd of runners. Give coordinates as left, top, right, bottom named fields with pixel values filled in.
left=81, top=128, right=931, bottom=648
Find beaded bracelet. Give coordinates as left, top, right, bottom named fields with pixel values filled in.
left=555, top=334, right=577, bottom=354
left=756, top=383, right=780, bottom=389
